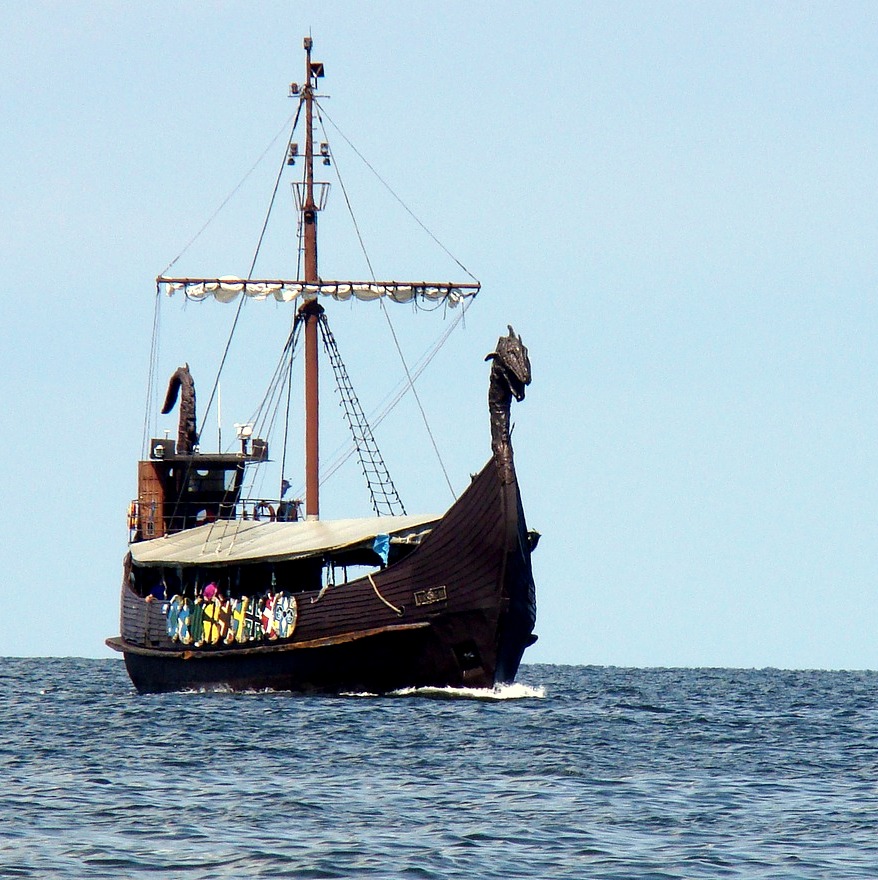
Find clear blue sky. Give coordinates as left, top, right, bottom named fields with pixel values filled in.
left=3, top=2, right=878, bottom=669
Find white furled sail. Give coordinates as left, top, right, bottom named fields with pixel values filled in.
left=158, top=276, right=480, bottom=306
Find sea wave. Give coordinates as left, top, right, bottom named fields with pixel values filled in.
left=385, top=682, right=546, bottom=700
left=5, top=660, right=878, bottom=879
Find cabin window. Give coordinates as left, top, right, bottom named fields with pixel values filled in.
left=186, top=468, right=236, bottom=494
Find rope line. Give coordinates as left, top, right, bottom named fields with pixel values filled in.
left=316, top=100, right=479, bottom=284
left=279, top=321, right=298, bottom=500
left=319, top=313, right=406, bottom=517
left=163, top=104, right=304, bottom=534
left=316, top=107, right=376, bottom=280
left=141, top=285, right=163, bottom=458
left=288, top=300, right=471, bottom=498
left=368, top=573, right=404, bottom=616
left=314, top=103, right=462, bottom=503
left=160, top=111, right=298, bottom=276
left=379, top=298, right=457, bottom=501
left=199, top=103, right=303, bottom=440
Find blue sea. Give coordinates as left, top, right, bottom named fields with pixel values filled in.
left=2, top=660, right=877, bottom=878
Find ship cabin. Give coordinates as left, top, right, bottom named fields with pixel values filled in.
left=125, top=434, right=436, bottom=607
left=132, top=435, right=274, bottom=541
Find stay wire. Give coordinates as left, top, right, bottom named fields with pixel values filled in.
left=165, top=103, right=303, bottom=533
left=199, top=102, right=303, bottom=438
left=279, top=317, right=302, bottom=500
left=142, top=285, right=163, bottom=459
left=160, top=111, right=298, bottom=277
left=315, top=100, right=479, bottom=284
left=316, top=109, right=375, bottom=280
left=314, top=298, right=471, bottom=491
left=315, top=103, right=461, bottom=502
left=380, top=298, right=457, bottom=501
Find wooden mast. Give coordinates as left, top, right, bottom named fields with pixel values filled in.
left=299, top=36, right=323, bottom=520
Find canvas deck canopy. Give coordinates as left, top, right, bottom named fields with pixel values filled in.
left=129, top=514, right=440, bottom=567
left=158, top=276, right=479, bottom=306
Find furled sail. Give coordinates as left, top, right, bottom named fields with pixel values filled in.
left=158, top=276, right=480, bottom=306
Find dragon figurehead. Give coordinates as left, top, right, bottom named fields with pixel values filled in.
left=486, top=326, right=531, bottom=483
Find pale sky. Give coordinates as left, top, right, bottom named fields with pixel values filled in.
left=3, top=1, right=878, bottom=669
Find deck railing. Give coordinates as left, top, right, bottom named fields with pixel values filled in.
left=130, top=496, right=302, bottom=538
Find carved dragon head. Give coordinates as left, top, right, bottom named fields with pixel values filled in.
left=161, top=363, right=198, bottom=453
left=485, top=325, right=531, bottom=402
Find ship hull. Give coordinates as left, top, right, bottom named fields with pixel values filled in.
left=108, top=458, right=536, bottom=694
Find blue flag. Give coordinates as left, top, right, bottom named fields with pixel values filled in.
left=373, top=534, right=390, bottom=566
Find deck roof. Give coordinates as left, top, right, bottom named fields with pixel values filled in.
left=129, top=514, right=439, bottom=567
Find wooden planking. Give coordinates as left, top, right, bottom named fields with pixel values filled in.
left=121, top=456, right=520, bottom=660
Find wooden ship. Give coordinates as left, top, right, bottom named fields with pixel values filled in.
left=106, top=38, right=538, bottom=693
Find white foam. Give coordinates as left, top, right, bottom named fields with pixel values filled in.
left=167, top=682, right=547, bottom=700
left=386, top=682, right=546, bottom=701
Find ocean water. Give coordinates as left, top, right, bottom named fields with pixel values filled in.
left=2, top=660, right=877, bottom=879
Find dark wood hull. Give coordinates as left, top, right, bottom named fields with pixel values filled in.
left=107, top=457, right=537, bottom=694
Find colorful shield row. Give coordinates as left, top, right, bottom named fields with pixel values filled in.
left=164, top=593, right=298, bottom=647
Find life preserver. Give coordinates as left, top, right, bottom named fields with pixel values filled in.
left=254, top=502, right=276, bottom=522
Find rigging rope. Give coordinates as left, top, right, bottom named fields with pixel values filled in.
left=368, top=573, right=404, bottom=616
left=317, top=296, right=472, bottom=485
left=247, top=323, right=301, bottom=435
left=319, top=313, right=406, bottom=517
left=161, top=104, right=304, bottom=534
left=141, top=286, right=163, bottom=459
left=316, top=100, right=480, bottom=284
left=379, top=299, right=457, bottom=501
left=160, top=112, right=297, bottom=277
left=286, top=301, right=471, bottom=499
left=150, top=95, right=478, bottom=524
left=315, top=104, right=461, bottom=502
left=316, top=110, right=376, bottom=280
left=198, top=103, right=303, bottom=441
left=279, top=319, right=300, bottom=501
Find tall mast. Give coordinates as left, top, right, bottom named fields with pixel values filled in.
left=155, top=36, right=481, bottom=522
left=299, top=36, right=324, bottom=520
